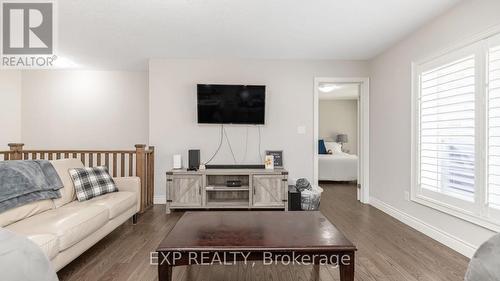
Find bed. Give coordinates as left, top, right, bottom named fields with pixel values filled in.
left=318, top=152, right=358, bottom=181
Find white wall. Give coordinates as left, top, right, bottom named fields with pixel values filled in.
left=21, top=70, right=149, bottom=149
left=150, top=59, right=368, bottom=200
left=369, top=0, right=500, bottom=257
left=0, top=71, right=22, bottom=148
left=319, top=99, right=358, bottom=154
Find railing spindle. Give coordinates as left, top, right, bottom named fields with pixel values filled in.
left=112, top=153, right=117, bottom=177
left=80, top=153, right=85, bottom=166
left=128, top=153, right=133, bottom=176
left=89, top=153, right=94, bottom=167
left=105, top=153, right=109, bottom=169
left=97, top=153, right=101, bottom=166
left=121, top=153, right=125, bottom=177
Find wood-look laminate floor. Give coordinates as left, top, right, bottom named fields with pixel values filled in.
left=58, top=182, right=469, bottom=281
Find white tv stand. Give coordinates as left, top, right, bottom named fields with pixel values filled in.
left=165, top=168, right=288, bottom=213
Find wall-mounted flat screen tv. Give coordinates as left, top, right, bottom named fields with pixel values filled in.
left=197, top=84, right=266, bottom=124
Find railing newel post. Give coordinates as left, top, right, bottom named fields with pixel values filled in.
left=135, top=144, right=147, bottom=213
left=8, top=143, right=24, bottom=160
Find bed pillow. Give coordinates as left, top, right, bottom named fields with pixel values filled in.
left=325, top=141, right=342, bottom=154
left=68, top=166, right=117, bottom=201
left=318, top=140, right=327, bottom=154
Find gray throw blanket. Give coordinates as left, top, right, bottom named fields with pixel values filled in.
left=465, top=233, right=500, bottom=281
left=0, top=228, right=58, bottom=281
left=0, top=160, right=63, bottom=213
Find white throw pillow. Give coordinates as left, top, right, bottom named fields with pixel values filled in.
left=325, top=141, right=342, bottom=154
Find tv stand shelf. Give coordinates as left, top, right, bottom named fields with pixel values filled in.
left=165, top=168, right=288, bottom=213
left=206, top=187, right=250, bottom=191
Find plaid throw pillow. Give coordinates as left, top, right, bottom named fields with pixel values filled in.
left=68, top=166, right=117, bottom=201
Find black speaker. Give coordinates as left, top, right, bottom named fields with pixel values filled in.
left=288, top=185, right=302, bottom=211
left=188, top=149, right=200, bottom=171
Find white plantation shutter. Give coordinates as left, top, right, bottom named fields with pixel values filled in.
left=488, top=42, right=500, bottom=211
left=412, top=33, right=500, bottom=230
left=418, top=55, right=476, bottom=202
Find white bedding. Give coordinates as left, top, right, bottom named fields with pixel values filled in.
left=318, top=153, right=358, bottom=181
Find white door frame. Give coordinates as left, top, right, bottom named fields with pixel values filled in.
left=313, top=77, right=370, bottom=204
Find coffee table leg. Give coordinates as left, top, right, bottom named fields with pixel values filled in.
left=339, top=251, right=354, bottom=281
left=158, top=264, right=172, bottom=281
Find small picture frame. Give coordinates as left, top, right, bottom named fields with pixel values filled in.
left=264, top=155, right=274, bottom=170
left=265, top=150, right=283, bottom=168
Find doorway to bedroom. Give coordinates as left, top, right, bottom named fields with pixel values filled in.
left=313, top=77, right=369, bottom=203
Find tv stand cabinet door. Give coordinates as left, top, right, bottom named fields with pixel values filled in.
left=252, top=175, right=285, bottom=207
left=169, top=175, right=203, bottom=207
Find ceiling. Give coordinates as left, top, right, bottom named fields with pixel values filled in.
left=56, top=0, right=462, bottom=70
left=319, top=83, right=359, bottom=100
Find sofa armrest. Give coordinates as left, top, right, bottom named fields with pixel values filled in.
left=113, top=177, right=140, bottom=212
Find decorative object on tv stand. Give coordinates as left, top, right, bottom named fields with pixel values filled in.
left=226, top=180, right=242, bottom=187
left=264, top=155, right=274, bottom=170
left=188, top=149, right=200, bottom=171
left=266, top=150, right=283, bottom=168
left=336, top=134, right=348, bottom=152
left=173, top=154, right=182, bottom=169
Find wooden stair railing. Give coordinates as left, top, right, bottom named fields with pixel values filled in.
left=1, top=143, right=155, bottom=213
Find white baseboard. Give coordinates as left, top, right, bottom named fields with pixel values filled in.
left=153, top=196, right=166, bottom=205
left=369, top=196, right=477, bottom=258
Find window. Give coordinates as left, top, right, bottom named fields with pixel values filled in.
left=412, top=32, right=500, bottom=230
left=419, top=55, right=476, bottom=202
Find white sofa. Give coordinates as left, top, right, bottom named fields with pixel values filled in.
left=0, top=159, right=140, bottom=271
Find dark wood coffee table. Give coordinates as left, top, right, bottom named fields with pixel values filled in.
left=157, top=211, right=356, bottom=281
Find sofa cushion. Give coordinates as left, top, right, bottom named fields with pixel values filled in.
left=76, top=191, right=136, bottom=219
left=50, top=159, right=84, bottom=208
left=26, top=233, right=59, bottom=260
left=0, top=199, right=54, bottom=227
left=7, top=203, right=108, bottom=251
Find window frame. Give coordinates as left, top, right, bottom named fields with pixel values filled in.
left=411, top=31, right=500, bottom=232
left=485, top=34, right=500, bottom=223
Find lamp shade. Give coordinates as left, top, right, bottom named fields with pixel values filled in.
left=336, top=134, right=348, bottom=143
